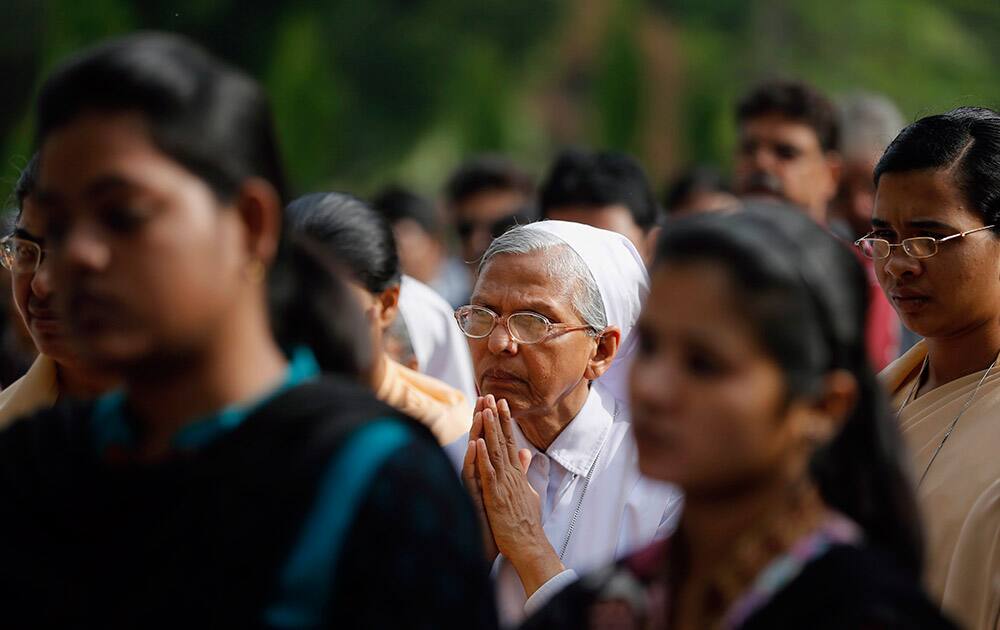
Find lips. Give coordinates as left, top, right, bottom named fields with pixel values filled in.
left=67, top=291, right=125, bottom=331
left=888, top=288, right=931, bottom=314
left=482, top=368, right=525, bottom=383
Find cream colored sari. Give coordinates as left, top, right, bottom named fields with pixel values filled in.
left=882, top=340, right=1000, bottom=630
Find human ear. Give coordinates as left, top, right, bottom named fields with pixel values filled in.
left=584, top=326, right=621, bottom=381
left=797, top=369, right=858, bottom=444
left=374, top=285, right=401, bottom=333
left=233, top=177, right=282, bottom=266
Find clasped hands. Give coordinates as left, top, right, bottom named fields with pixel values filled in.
left=462, top=394, right=566, bottom=597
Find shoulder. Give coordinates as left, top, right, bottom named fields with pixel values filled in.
left=0, top=355, right=59, bottom=430
left=745, top=544, right=957, bottom=629
left=878, top=340, right=927, bottom=394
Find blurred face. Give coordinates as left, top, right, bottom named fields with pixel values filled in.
left=453, top=189, right=529, bottom=267
left=469, top=250, right=603, bottom=423
left=545, top=204, right=651, bottom=262
left=871, top=169, right=1000, bottom=339
left=9, top=195, right=75, bottom=361
left=735, top=113, right=840, bottom=224
left=831, top=154, right=880, bottom=238
left=630, top=262, right=810, bottom=497
left=392, top=218, right=442, bottom=284
left=36, top=111, right=255, bottom=373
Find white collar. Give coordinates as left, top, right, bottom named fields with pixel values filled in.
left=513, top=383, right=616, bottom=477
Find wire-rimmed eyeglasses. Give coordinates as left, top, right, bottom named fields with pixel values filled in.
left=454, top=304, right=598, bottom=345
left=854, top=225, right=996, bottom=260
left=0, top=236, right=44, bottom=274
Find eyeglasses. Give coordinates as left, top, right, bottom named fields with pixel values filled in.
left=454, top=305, right=597, bottom=345
left=0, top=237, right=44, bottom=274
left=854, top=225, right=996, bottom=260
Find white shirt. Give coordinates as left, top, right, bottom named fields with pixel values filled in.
left=445, top=382, right=683, bottom=626
left=398, top=275, right=477, bottom=401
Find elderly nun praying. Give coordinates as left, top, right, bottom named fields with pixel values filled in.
left=447, top=220, right=682, bottom=625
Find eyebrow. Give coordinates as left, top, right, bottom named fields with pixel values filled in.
left=34, top=174, right=138, bottom=208
left=470, top=296, right=563, bottom=316
left=870, top=218, right=957, bottom=231
left=12, top=228, right=43, bottom=245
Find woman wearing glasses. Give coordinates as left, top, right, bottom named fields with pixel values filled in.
left=0, top=154, right=116, bottom=425
left=859, top=107, right=1000, bottom=630
left=446, top=220, right=682, bottom=626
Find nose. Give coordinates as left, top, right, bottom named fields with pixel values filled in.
left=631, top=355, right=681, bottom=412
left=882, top=246, right=922, bottom=280
left=29, top=259, right=53, bottom=300
left=486, top=320, right=517, bottom=355
left=60, top=224, right=112, bottom=272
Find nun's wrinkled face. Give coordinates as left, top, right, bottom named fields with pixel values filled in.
left=469, top=249, right=610, bottom=429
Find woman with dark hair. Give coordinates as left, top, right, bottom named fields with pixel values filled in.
left=864, top=107, right=1000, bottom=630
left=286, top=192, right=472, bottom=445
left=0, top=33, right=494, bottom=628
left=0, top=153, right=118, bottom=426
left=523, top=204, right=952, bottom=628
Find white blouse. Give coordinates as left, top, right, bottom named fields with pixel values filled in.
left=446, top=382, right=683, bottom=626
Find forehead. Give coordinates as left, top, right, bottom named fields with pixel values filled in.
left=872, top=169, right=980, bottom=227
left=36, top=111, right=189, bottom=202
left=644, top=262, right=760, bottom=350
left=472, top=249, right=578, bottom=316
left=739, top=113, right=823, bottom=151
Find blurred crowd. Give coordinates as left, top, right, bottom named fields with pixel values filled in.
left=0, top=32, right=996, bottom=630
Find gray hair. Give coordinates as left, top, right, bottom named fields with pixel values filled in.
left=478, top=225, right=607, bottom=331
left=838, top=92, right=906, bottom=160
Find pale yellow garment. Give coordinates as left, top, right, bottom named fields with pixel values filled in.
left=0, top=355, right=58, bottom=430
left=375, top=355, right=472, bottom=445
left=881, top=340, right=1000, bottom=630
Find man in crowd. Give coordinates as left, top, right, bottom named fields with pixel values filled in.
left=833, top=92, right=917, bottom=357
left=733, top=79, right=900, bottom=369
left=372, top=185, right=470, bottom=307
left=539, top=148, right=662, bottom=263
left=443, top=155, right=536, bottom=283
left=734, top=79, right=842, bottom=226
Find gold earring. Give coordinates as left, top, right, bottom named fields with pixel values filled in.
left=245, top=259, right=267, bottom=284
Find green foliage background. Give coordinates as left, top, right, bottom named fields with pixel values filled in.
left=2, top=0, right=997, bottom=200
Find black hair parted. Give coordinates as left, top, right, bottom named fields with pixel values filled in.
left=737, top=80, right=840, bottom=153
left=35, top=31, right=289, bottom=205
left=540, top=148, right=661, bottom=231
left=875, top=106, right=1000, bottom=234
left=286, top=192, right=401, bottom=294
left=653, top=202, right=924, bottom=576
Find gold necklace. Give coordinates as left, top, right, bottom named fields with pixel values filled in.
left=897, top=351, right=1000, bottom=486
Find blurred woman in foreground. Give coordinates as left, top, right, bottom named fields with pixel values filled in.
left=0, top=33, right=494, bottom=628
left=524, top=205, right=952, bottom=629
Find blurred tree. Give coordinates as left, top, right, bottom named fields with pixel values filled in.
left=2, top=0, right=999, bottom=202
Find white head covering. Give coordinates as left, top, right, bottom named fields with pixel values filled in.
left=522, top=220, right=650, bottom=403
left=398, top=275, right=477, bottom=401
